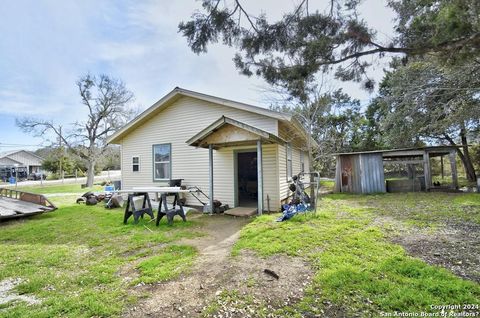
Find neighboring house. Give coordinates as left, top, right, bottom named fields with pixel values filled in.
left=107, top=87, right=315, bottom=212
left=0, top=150, right=44, bottom=174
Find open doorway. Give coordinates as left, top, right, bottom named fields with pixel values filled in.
left=236, top=151, right=257, bottom=207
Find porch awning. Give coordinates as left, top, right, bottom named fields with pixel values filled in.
left=186, top=116, right=286, bottom=149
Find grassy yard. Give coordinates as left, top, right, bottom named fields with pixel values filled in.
left=13, top=183, right=103, bottom=194
left=320, top=179, right=335, bottom=191
left=230, top=192, right=480, bottom=317
left=1, top=187, right=479, bottom=317
left=0, top=195, right=202, bottom=317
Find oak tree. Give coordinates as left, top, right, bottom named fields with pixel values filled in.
left=17, top=74, right=135, bottom=187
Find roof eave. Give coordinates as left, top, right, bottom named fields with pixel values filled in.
left=107, top=87, right=293, bottom=144
left=187, top=116, right=286, bottom=149
left=288, top=117, right=319, bottom=149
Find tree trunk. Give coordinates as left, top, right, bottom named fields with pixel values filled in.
left=444, top=131, right=477, bottom=182
left=307, top=122, right=316, bottom=209
left=459, top=128, right=477, bottom=182
left=86, top=160, right=96, bottom=187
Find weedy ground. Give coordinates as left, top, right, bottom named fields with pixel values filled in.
left=0, top=184, right=479, bottom=317
left=0, top=193, right=202, bottom=317
left=220, top=192, right=480, bottom=317
left=14, top=183, right=103, bottom=194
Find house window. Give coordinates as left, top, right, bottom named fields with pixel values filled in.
left=153, top=144, right=171, bottom=180
left=132, top=157, right=140, bottom=172
left=286, top=143, right=292, bottom=180
left=300, top=151, right=305, bottom=172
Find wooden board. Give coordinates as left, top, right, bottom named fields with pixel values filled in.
left=224, top=207, right=257, bottom=217
left=119, top=187, right=194, bottom=194
left=0, top=197, right=50, bottom=218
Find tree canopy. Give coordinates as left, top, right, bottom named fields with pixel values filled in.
left=179, top=0, right=480, bottom=100
left=367, top=58, right=480, bottom=180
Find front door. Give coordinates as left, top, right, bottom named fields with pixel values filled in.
left=236, top=151, right=257, bottom=207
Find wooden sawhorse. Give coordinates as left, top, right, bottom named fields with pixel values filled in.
left=123, top=192, right=155, bottom=224
left=156, top=193, right=186, bottom=226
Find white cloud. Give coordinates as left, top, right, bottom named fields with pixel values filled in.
left=0, top=0, right=398, bottom=132
left=98, top=42, right=150, bottom=62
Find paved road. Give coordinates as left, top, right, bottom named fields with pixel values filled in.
left=1, top=170, right=121, bottom=187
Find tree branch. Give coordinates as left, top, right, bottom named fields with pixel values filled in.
left=234, top=0, right=259, bottom=33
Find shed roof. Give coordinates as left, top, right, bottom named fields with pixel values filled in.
left=187, top=116, right=286, bottom=149
left=333, top=145, right=462, bottom=157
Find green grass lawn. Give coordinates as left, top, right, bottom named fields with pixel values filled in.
left=2, top=185, right=479, bottom=317
left=232, top=192, right=480, bottom=317
left=320, top=179, right=335, bottom=191
left=13, top=183, right=103, bottom=194
left=0, top=195, right=201, bottom=317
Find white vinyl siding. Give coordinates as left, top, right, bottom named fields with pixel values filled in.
left=300, top=151, right=305, bottom=172
left=278, top=120, right=313, bottom=202
left=278, top=144, right=288, bottom=200
left=278, top=145, right=310, bottom=203
left=119, top=96, right=278, bottom=207
left=286, top=143, right=293, bottom=180
left=261, top=144, right=279, bottom=211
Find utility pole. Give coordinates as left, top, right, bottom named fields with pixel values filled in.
left=14, top=164, right=18, bottom=190
left=59, top=126, right=64, bottom=183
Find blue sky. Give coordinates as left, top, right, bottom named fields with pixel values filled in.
left=0, top=0, right=395, bottom=152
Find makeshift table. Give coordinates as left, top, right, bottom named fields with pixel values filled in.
left=117, top=187, right=196, bottom=226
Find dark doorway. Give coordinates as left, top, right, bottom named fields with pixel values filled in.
left=237, top=151, right=257, bottom=207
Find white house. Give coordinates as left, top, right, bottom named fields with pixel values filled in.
left=0, top=150, right=44, bottom=174
left=107, top=87, right=315, bottom=212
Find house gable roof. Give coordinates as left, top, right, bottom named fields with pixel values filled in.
left=107, top=87, right=294, bottom=144
left=0, top=157, right=23, bottom=166
left=0, top=150, right=44, bottom=162
left=187, top=116, right=286, bottom=149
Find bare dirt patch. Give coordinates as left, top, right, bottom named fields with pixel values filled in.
left=0, top=278, right=40, bottom=306
left=389, top=221, right=480, bottom=283
left=122, top=214, right=312, bottom=318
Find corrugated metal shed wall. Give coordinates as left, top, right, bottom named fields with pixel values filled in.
left=335, top=153, right=385, bottom=194
left=359, top=153, right=385, bottom=193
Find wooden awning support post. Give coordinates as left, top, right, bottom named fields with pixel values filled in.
left=209, top=144, right=214, bottom=213
left=449, top=150, right=458, bottom=189
left=423, top=151, right=431, bottom=191
left=440, top=155, right=445, bottom=179
left=257, top=140, right=263, bottom=215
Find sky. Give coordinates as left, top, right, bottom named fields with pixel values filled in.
left=0, top=0, right=396, bottom=152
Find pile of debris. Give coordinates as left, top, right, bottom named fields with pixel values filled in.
left=76, top=191, right=124, bottom=208
left=187, top=186, right=229, bottom=213
left=277, top=172, right=319, bottom=222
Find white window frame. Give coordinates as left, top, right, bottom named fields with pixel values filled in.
left=153, top=144, right=171, bottom=181
left=286, top=143, right=293, bottom=180
left=132, top=156, right=140, bottom=172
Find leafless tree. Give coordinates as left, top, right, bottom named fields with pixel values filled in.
left=264, top=79, right=337, bottom=206
left=17, top=74, right=135, bottom=187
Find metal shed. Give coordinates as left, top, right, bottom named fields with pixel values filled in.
left=334, top=152, right=385, bottom=194
left=334, top=146, right=460, bottom=194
